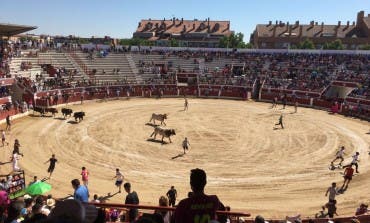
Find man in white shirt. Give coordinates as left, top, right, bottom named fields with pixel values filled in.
left=344, top=152, right=360, bottom=173
left=331, top=146, right=345, bottom=166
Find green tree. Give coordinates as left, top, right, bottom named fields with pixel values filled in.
left=323, top=39, right=344, bottom=50
left=169, top=38, right=179, bottom=47
left=218, top=32, right=248, bottom=48
left=297, top=39, right=315, bottom=49
left=119, top=38, right=154, bottom=46
left=360, top=44, right=370, bottom=50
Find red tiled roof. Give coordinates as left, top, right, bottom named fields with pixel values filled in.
left=135, top=19, right=232, bottom=36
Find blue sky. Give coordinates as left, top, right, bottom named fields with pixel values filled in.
left=0, top=0, right=369, bottom=41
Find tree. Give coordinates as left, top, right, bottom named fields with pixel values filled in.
left=360, top=44, right=370, bottom=50
left=218, top=32, right=249, bottom=48
left=323, top=39, right=344, bottom=50
left=297, top=39, right=315, bottom=49
left=119, top=38, right=154, bottom=46
left=169, top=38, right=179, bottom=47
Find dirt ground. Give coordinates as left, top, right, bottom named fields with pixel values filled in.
left=1, top=98, right=369, bottom=218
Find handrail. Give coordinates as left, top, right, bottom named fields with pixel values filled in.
left=90, top=202, right=251, bottom=218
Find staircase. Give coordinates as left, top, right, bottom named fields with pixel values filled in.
left=126, top=54, right=143, bottom=84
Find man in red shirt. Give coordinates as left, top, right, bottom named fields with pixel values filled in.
left=174, top=168, right=223, bottom=223
left=341, top=164, right=354, bottom=190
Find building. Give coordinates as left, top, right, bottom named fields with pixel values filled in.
left=133, top=18, right=233, bottom=48
left=250, top=11, right=370, bottom=49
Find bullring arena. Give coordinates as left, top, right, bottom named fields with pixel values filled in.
left=1, top=97, right=369, bottom=218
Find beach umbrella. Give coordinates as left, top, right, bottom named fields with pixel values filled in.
left=26, top=182, right=52, bottom=195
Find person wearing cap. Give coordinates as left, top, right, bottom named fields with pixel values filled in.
left=71, top=179, right=89, bottom=203
left=174, top=168, right=223, bottom=223
left=46, top=195, right=56, bottom=210
left=124, top=182, right=139, bottom=223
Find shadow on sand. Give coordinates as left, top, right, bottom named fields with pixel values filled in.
left=171, top=153, right=185, bottom=160
left=146, top=138, right=168, bottom=144
left=67, top=120, right=78, bottom=125
left=145, top=123, right=159, bottom=127
left=273, top=127, right=283, bottom=130
left=54, top=117, right=67, bottom=121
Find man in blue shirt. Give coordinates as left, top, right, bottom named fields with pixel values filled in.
left=71, top=179, right=89, bottom=202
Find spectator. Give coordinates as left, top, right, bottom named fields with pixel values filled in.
left=91, top=194, right=100, bottom=203
left=71, top=179, right=89, bottom=203
left=174, top=168, right=223, bottom=223
left=315, top=206, right=327, bottom=218
left=255, top=215, right=268, bottom=223
left=154, top=196, right=172, bottom=223
left=166, top=186, right=177, bottom=207
left=5, top=200, right=24, bottom=223
left=325, top=200, right=338, bottom=218
left=124, top=182, right=139, bottom=223
left=355, top=203, right=369, bottom=216
left=46, top=195, right=56, bottom=210
left=22, top=203, right=47, bottom=223
left=81, top=167, right=89, bottom=187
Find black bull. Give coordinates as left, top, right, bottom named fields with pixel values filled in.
left=74, top=112, right=85, bottom=122
left=61, top=108, right=73, bottom=118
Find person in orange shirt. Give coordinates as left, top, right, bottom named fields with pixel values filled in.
left=341, top=164, right=354, bottom=190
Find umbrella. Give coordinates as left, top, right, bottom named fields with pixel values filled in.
left=26, top=182, right=52, bottom=195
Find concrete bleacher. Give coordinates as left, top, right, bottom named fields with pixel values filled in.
left=9, top=50, right=87, bottom=83
left=73, top=52, right=139, bottom=84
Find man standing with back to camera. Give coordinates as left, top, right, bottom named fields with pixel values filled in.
left=174, top=168, right=224, bottom=223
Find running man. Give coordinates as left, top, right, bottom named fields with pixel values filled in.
left=341, top=164, right=354, bottom=190
left=182, top=137, right=190, bottom=154
left=331, top=146, right=346, bottom=166
left=45, top=154, right=58, bottom=178
left=1, top=130, right=8, bottom=147
left=325, top=182, right=338, bottom=202
left=5, top=115, right=11, bottom=131
left=113, top=168, right=124, bottom=193
left=275, top=114, right=284, bottom=129
left=184, top=97, right=188, bottom=111
left=81, top=167, right=89, bottom=187
left=344, top=152, right=360, bottom=173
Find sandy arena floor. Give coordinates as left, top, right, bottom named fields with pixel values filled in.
left=1, top=98, right=370, bottom=218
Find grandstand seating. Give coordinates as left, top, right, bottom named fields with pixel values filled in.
left=2, top=40, right=370, bottom=222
